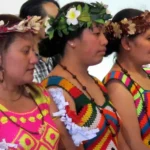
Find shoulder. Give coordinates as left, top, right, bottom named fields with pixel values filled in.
left=29, top=83, right=51, bottom=105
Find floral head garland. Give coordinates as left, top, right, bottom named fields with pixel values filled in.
left=0, top=16, right=42, bottom=35
left=105, top=11, right=150, bottom=39
left=45, top=2, right=112, bottom=39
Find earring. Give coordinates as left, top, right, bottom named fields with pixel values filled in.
left=0, top=66, right=4, bottom=83
left=70, top=43, right=74, bottom=46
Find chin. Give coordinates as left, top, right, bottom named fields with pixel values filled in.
left=24, top=77, right=34, bottom=84
left=90, top=59, right=103, bottom=66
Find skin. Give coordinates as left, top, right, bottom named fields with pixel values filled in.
left=0, top=33, right=75, bottom=150
left=105, top=28, right=150, bottom=150
left=47, top=25, right=127, bottom=149
left=0, top=33, right=38, bottom=112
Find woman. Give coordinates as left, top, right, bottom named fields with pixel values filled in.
left=41, top=1, right=123, bottom=150
left=104, top=9, right=150, bottom=150
left=0, top=14, right=75, bottom=150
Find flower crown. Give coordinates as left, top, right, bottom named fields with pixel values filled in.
left=105, top=11, right=150, bottom=39
left=45, top=2, right=112, bottom=39
left=0, top=16, right=42, bottom=35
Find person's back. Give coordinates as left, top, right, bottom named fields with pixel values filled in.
left=19, top=0, right=59, bottom=83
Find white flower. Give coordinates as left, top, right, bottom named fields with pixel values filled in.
left=112, top=22, right=122, bottom=39
left=0, top=20, right=4, bottom=26
left=44, top=16, right=51, bottom=33
left=8, top=19, right=27, bottom=32
left=14, top=20, right=27, bottom=32
left=121, top=18, right=136, bottom=35
left=27, top=16, right=42, bottom=33
left=66, top=8, right=81, bottom=25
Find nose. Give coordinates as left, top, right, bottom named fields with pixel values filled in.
left=30, top=51, right=38, bottom=64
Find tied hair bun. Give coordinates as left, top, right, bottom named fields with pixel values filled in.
left=38, top=36, right=62, bottom=57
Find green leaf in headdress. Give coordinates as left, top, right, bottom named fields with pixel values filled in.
left=68, top=25, right=78, bottom=31
left=49, top=29, right=54, bottom=40
left=87, top=21, right=92, bottom=28
left=90, top=7, right=100, bottom=13
left=62, top=28, right=69, bottom=35
left=79, top=22, right=84, bottom=27
left=99, top=9, right=106, bottom=15
left=95, top=19, right=105, bottom=24
left=77, top=4, right=82, bottom=12
left=78, top=12, right=91, bottom=22
left=104, top=14, right=112, bottom=20
left=82, top=4, right=89, bottom=13
left=58, top=30, right=63, bottom=37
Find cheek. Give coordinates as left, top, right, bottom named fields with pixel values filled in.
left=4, top=56, right=26, bottom=73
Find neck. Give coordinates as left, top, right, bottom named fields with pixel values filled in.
left=60, top=57, right=89, bottom=79
left=0, top=81, right=24, bottom=102
left=117, top=55, right=145, bottom=76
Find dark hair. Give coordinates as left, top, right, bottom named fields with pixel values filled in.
left=0, top=14, right=24, bottom=54
left=39, top=1, right=89, bottom=59
left=19, top=0, right=60, bottom=19
left=105, top=8, right=143, bottom=56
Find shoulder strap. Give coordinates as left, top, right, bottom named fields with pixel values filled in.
left=42, top=76, right=83, bottom=98
left=143, top=67, right=150, bottom=75
left=103, top=71, right=138, bottom=96
left=42, top=76, right=92, bottom=112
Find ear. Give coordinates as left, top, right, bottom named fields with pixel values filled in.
left=67, top=40, right=76, bottom=48
left=121, top=37, right=131, bottom=51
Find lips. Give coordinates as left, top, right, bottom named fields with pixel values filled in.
left=98, top=48, right=106, bottom=54
left=27, top=68, right=34, bottom=72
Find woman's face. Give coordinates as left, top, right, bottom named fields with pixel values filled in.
left=128, top=28, right=150, bottom=65
left=74, top=25, right=108, bottom=66
left=2, top=33, right=38, bottom=85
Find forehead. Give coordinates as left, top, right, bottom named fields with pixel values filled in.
left=8, top=33, right=34, bottom=49
left=42, top=2, right=59, bottom=18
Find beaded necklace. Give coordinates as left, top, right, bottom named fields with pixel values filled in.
left=59, top=63, right=120, bottom=138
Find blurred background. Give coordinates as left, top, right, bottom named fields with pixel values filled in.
left=0, top=0, right=149, bottom=80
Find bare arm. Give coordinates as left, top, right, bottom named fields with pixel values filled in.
left=106, top=81, right=149, bottom=150
left=118, top=129, right=130, bottom=150
left=49, top=94, right=76, bottom=150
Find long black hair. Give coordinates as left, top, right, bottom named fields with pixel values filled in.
left=38, top=2, right=88, bottom=66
